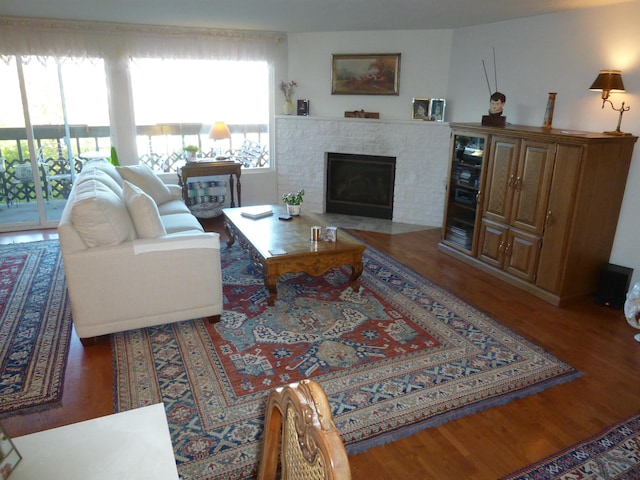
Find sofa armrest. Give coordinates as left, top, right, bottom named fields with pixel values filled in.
left=166, top=184, right=183, bottom=200
left=61, top=232, right=223, bottom=336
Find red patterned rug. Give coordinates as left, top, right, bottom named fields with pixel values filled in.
left=502, top=411, right=640, bottom=479
left=0, top=240, right=72, bottom=415
left=113, top=239, right=581, bottom=480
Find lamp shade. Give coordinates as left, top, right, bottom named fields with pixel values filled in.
left=589, top=70, right=625, bottom=94
left=209, top=121, right=231, bottom=140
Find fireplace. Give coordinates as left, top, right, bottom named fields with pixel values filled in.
left=325, top=152, right=396, bottom=219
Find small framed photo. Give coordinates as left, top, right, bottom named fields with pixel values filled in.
left=297, top=99, right=309, bottom=116
left=0, top=424, right=21, bottom=478
left=412, top=98, right=430, bottom=120
left=429, top=99, right=446, bottom=122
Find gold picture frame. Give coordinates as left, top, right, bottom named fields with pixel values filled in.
left=331, top=53, right=401, bottom=95
left=412, top=98, right=430, bottom=120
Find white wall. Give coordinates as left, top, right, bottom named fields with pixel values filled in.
left=446, top=2, right=640, bottom=287
left=286, top=30, right=454, bottom=120
left=284, top=3, right=640, bottom=287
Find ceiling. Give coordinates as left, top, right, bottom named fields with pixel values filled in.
left=0, top=0, right=633, bottom=32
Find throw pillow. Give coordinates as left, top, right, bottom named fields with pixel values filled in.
left=117, top=164, right=173, bottom=205
left=122, top=181, right=167, bottom=239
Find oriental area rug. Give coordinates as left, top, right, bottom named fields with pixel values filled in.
left=113, top=240, right=581, bottom=480
left=0, top=240, right=72, bottom=415
left=502, top=411, right=640, bottom=479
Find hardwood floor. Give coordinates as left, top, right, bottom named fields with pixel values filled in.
left=2, top=222, right=639, bottom=479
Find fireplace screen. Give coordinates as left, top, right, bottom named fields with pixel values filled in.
left=325, top=152, right=396, bottom=219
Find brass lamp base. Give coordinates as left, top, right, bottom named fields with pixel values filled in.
left=603, top=130, right=633, bottom=136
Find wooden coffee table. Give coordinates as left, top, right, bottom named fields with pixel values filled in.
left=223, top=205, right=365, bottom=306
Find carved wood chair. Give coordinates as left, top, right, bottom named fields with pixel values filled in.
left=257, top=379, right=352, bottom=480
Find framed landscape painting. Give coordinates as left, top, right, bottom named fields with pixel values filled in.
left=331, top=53, right=400, bottom=95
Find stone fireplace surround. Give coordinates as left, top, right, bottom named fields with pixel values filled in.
left=275, top=116, right=451, bottom=227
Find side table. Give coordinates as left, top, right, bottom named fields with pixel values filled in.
left=178, top=160, right=242, bottom=208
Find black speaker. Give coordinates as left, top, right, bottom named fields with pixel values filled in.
left=594, top=263, right=633, bottom=310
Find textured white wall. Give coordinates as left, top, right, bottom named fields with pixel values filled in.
left=275, top=116, right=451, bottom=226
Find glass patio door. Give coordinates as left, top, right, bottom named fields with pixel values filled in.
left=0, top=55, right=109, bottom=231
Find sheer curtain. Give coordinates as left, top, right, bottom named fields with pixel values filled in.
left=0, top=16, right=286, bottom=61
left=0, top=16, right=287, bottom=165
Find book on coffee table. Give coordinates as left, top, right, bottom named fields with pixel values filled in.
left=240, top=206, right=273, bottom=219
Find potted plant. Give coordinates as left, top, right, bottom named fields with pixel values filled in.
left=184, top=145, right=199, bottom=161
left=282, top=188, right=304, bottom=216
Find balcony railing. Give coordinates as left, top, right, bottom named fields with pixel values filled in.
left=0, top=122, right=268, bottom=204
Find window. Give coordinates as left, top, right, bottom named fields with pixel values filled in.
left=130, top=58, right=270, bottom=171
left=0, top=56, right=110, bottom=225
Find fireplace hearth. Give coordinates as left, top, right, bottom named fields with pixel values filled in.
left=325, top=152, right=396, bottom=219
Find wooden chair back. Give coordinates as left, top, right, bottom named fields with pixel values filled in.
left=257, top=379, right=352, bottom=480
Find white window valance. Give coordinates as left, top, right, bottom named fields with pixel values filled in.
left=0, top=16, right=286, bottom=61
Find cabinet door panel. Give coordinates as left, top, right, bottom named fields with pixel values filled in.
left=482, top=137, right=518, bottom=224
left=505, top=229, right=541, bottom=282
left=536, top=144, right=582, bottom=293
left=478, top=220, right=507, bottom=268
left=511, top=141, right=555, bottom=235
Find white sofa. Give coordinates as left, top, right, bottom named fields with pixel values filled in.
left=57, top=160, right=223, bottom=343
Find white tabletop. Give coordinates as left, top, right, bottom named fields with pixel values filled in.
left=11, top=403, right=179, bottom=480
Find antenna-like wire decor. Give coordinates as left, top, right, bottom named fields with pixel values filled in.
left=493, top=47, right=498, bottom=93
left=482, top=60, right=492, bottom=95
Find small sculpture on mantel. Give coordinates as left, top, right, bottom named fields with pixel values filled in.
left=481, top=48, right=507, bottom=127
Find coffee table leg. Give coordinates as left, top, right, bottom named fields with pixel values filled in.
left=349, top=261, right=364, bottom=292
left=224, top=221, right=236, bottom=248
left=265, top=273, right=278, bottom=306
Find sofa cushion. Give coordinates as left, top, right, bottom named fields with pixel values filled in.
left=161, top=213, right=205, bottom=234
left=71, top=178, right=136, bottom=247
left=76, top=166, right=124, bottom=199
left=123, top=181, right=167, bottom=239
left=117, top=164, right=173, bottom=205
left=85, top=159, right=124, bottom=187
left=157, top=199, right=191, bottom=216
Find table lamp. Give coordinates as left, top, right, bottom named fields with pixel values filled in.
left=589, top=69, right=631, bottom=135
left=209, top=121, right=231, bottom=158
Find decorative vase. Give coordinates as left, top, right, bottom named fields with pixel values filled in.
left=283, top=100, right=295, bottom=115
left=286, top=204, right=301, bottom=216
left=542, top=92, right=557, bottom=129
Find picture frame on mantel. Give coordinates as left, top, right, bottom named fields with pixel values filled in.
left=429, top=98, right=446, bottom=121
left=412, top=98, right=430, bottom=120
left=331, top=53, right=401, bottom=95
